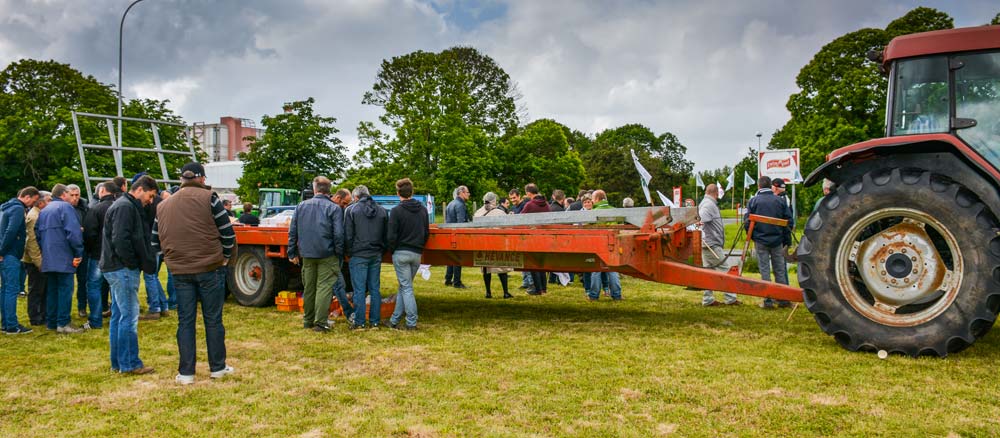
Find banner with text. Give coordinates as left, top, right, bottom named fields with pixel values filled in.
left=758, top=149, right=802, bottom=184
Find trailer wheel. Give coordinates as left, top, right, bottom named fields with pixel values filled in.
left=798, top=167, right=1000, bottom=357
left=228, top=246, right=286, bottom=307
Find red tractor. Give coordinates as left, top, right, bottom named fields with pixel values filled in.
left=800, top=25, right=1000, bottom=356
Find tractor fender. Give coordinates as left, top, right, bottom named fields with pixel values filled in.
left=804, top=134, right=1000, bottom=209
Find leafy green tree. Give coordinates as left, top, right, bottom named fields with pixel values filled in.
left=496, top=119, right=585, bottom=195
left=0, top=59, right=198, bottom=198
left=771, top=7, right=954, bottom=213
left=992, top=12, right=999, bottom=25
left=236, top=98, right=346, bottom=204
left=346, top=46, right=520, bottom=200
left=582, top=124, right=693, bottom=205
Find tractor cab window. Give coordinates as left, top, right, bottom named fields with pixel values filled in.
left=891, top=56, right=949, bottom=136
left=955, top=51, right=1000, bottom=167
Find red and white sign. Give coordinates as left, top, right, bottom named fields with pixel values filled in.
left=759, top=149, right=802, bottom=184
left=672, top=187, right=682, bottom=206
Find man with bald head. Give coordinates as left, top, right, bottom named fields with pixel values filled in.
left=699, top=183, right=740, bottom=306
left=288, top=176, right=346, bottom=332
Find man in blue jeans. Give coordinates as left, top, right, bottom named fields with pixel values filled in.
left=387, top=178, right=429, bottom=330
left=153, top=162, right=235, bottom=384
left=100, top=176, right=159, bottom=375
left=83, top=182, right=116, bottom=329
left=37, top=184, right=86, bottom=334
left=345, top=185, right=387, bottom=330
left=1, top=187, right=40, bottom=334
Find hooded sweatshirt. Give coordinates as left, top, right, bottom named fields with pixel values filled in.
left=387, top=198, right=429, bottom=254
left=519, top=195, right=550, bottom=214
left=0, top=198, right=28, bottom=258
left=345, top=196, right=388, bottom=259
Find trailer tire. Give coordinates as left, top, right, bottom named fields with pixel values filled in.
left=229, top=246, right=286, bottom=307
left=798, top=167, right=1000, bottom=357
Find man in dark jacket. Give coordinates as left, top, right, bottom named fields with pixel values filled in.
left=237, top=203, right=260, bottom=226
left=388, top=178, right=429, bottom=330
left=153, top=162, right=235, bottom=384
left=548, top=189, right=566, bottom=212
left=444, top=185, right=469, bottom=289
left=744, top=176, right=793, bottom=309
left=345, top=185, right=388, bottom=329
left=82, top=182, right=115, bottom=329
left=287, top=176, right=345, bottom=333
left=101, top=176, right=158, bottom=375
left=1, top=187, right=40, bottom=334
left=519, top=183, right=550, bottom=294
left=37, top=184, right=85, bottom=334
left=133, top=173, right=168, bottom=321
left=568, top=190, right=587, bottom=211
left=508, top=188, right=529, bottom=214
left=67, top=184, right=90, bottom=319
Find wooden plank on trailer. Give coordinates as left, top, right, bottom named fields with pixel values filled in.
left=438, top=207, right=698, bottom=229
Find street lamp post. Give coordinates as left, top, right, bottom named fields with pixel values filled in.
left=117, top=0, right=147, bottom=176
left=755, top=131, right=762, bottom=177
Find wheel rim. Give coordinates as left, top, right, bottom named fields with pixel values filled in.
left=233, top=253, right=263, bottom=297
left=835, top=207, right=963, bottom=327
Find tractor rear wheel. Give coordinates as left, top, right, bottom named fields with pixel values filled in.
left=797, top=167, right=1000, bottom=357
left=228, top=245, right=287, bottom=307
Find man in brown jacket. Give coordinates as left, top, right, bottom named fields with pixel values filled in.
left=22, top=191, right=51, bottom=326
left=153, top=162, right=235, bottom=385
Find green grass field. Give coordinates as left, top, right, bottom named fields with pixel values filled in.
left=2, top=266, right=998, bottom=437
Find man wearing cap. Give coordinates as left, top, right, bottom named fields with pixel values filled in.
left=153, top=162, right=235, bottom=384
left=744, top=176, right=793, bottom=309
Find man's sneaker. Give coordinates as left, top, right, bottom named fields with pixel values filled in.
left=312, top=323, right=330, bottom=333
left=348, top=323, right=364, bottom=330
left=81, top=322, right=93, bottom=330
left=175, top=374, right=195, bottom=385
left=347, top=313, right=356, bottom=326
left=389, top=322, right=402, bottom=330
left=77, top=310, right=87, bottom=318
left=453, top=283, right=468, bottom=290
left=101, top=310, right=111, bottom=318
left=57, top=324, right=84, bottom=334
left=369, top=324, right=381, bottom=330
left=3, top=325, right=33, bottom=335
left=159, top=311, right=171, bottom=318
left=18, top=290, right=26, bottom=297
left=210, top=366, right=234, bottom=379
left=138, top=312, right=161, bottom=321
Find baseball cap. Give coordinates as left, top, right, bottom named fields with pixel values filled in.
left=772, top=178, right=785, bottom=188
left=130, top=171, right=148, bottom=186
left=180, top=162, right=205, bottom=179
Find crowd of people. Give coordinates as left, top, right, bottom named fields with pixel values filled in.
left=0, top=162, right=233, bottom=384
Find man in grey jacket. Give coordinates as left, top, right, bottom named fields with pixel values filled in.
left=700, top=184, right=740, bottom=306
left=288, top=176, right=345, bottom=332
left=345, top=185, right=387, bottom=329
left=444, top=185, right=469, bottom=289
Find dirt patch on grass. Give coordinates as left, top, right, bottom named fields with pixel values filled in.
left=657, top=423, right=678, bottom=435
left=620, top=387, right=643, bottom=402
left=810, top=394, right=847, bottom=406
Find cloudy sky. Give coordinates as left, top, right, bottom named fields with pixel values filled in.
left=1, top=0, right=996, bottom=171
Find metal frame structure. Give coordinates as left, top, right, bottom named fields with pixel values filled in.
left=72, top=111, right=197, bottom=202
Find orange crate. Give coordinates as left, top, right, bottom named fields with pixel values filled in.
left=277, top=304, right=299, bottom=312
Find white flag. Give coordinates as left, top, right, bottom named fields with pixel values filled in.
left=656, top=190, right=675, bottom=207
left=744, top=170, right=755, bottom=188
left=718, top=182, right=725, bottom=200
left=695, top=173, right=705, bottom=189
left=630, top=149, right=653, bottom=204
left=726, top=170, right=734, bottom=192
left=418, top=264, right=432, bottom=280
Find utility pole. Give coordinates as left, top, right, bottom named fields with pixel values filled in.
left=117, top=0, right=147, bottom=177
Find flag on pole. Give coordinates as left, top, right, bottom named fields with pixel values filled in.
left=630, top=149, right=653, bottom=204
left=695, top=173, right=705, bottom=189
left=726, top=170, right=734, bottom=192
left=717, top=181, right=725, bottom=200
left=744, top=170, right=754, bottom=188
left=656, top=190, right=675, bottom=207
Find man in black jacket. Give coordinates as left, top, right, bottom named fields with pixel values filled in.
left=387, top=178, right=429, bottom=330
left=444, top=185, right=469, bottom=289
left=345, top=185, right=387, bottom=329
left=743, top=176, right=793, bottom=309
left=549, top=189, right=566, bottom=212
left=82, top=182, right=115, bottom=328
left=67, top=184, right=90, bottom=318
left=100, top=175, right=158, bottom=375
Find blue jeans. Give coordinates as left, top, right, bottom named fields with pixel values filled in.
left=1, top=255, right=23, bottom=330
left=144, top=259, right=167, bottom=313
left=174, top=268, right=227, bottom=376
left=85, top=258, right=105, bottom=328
left=45, top=272, right=74, bottom=329
left=522, top=271, right=533, bottom=288
left=166, top=268, right=176, bottom=310
left=587, top=272, right=622, bottom=300
left=581, top=271, right=591, bottom=291
left=756, top=244, right=789, bottom=306
left=333, top=274, right=354, bottom=319
left=349, top=256, right=381, bottom=326
left=105, top=268, right=143, bottom=372
left=390, top=250, right=420, bottom=327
